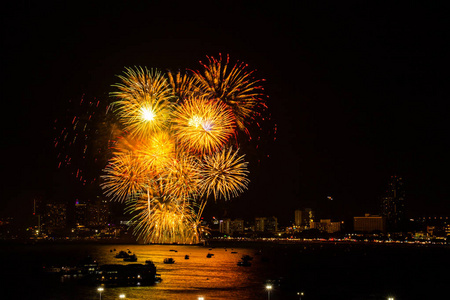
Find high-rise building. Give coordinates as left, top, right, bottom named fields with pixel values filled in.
left=75, top=201, right=88, bottom=227
left=87, top=199, right=110, bottom=227
left=44, top=203, right=68, bottom=234
left=380, top=176, right=405, bottom=231
left=294, top=208, right=315, bottom=229
left=255, top=217, right=278, bottom=232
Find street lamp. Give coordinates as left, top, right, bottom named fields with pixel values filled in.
left=266, top=284, right=273, bottom=300
left=97, top=287, right=104, bottom=300
left=198, top=297, right=205, bottom=300
left=388, top=298, right=394, bottom=300
left=297, top=291, right=305, bottom=299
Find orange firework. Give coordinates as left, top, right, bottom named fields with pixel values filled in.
left=101, top=151, right=148, bottom=202
left=199, top=147, right=250, bottom=200
left=193, top=54, right=266, bottom=134
left=172, top=95, right=236, bottom=154
left=167, top=70, right=200, bottom=102
left=127, top=180, right=201, bottom=244
left=163, top=154, right=201, bottom=201
left=111, top=67, right=175, bottom=138
left=136, top=130, right=176, bottom=173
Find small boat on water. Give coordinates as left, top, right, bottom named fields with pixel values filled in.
left=237, top=260, right=252, bottom=267
left=124, top=254, right=137, bottom=262
left=206, top=253, right=214, bottom=258
left=241, top=255, right=253, bottom=261
left=164, top=258, right=175, bottom=264
left=115, top=251, right=130, bottom=259
left=185, top=255, right=189, bottom=259
left=170, top=249, right=178, bottom=252
left=231, top=251, right=238, bottom=254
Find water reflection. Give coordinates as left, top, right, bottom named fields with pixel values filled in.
left=90, top=244, right=266, bottom=300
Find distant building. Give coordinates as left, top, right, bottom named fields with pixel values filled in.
left=86, top=199, right=110, bottom=227
left=294, top=208, right=315, bottom=229
left=219, top=219, right=244, bottom=236
left=45, top=203, right=68, bottom=234
left=255, top=217, right=278, bottom=232
left=75, top=201, right=88, bottom=227
left=310, top=219, right=342, bottom=233
left=354, top=214, right=386, bottom=233
left=380, top=176, right=405, bottom=231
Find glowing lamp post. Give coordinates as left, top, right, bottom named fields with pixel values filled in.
left=388, top=298, right=395, bottom=300
left=297, top=291, right=304, bottom=299
left=97, top=287, right=104, bottom=300
left=119, top=294, right=126, bottom=299
left=266, top=284, right=273, bottom=300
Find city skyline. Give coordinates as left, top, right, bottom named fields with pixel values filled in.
left=1, top=2, right=449, bottom=224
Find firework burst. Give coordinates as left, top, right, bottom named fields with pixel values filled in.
left=199, top=147, right=250, bottom=200
left=98, top=55, right=267, bottom=244
left=193, top=54, right=266, bottom=134
left=167, top=70, right=200, bottom=102
left=111, top=67, right=175, bottom=138
left=172, top=96, right=236, bottom=154
left=101, top=151, right=149, bottom=202
left=128, top=180, right=201, bottom=244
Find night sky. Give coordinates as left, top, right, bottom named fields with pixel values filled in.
left=1, top=2, right=449, bottom=224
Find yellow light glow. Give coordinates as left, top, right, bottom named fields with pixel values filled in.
left=188, top=115, right=203, bottom=128
left=141, top=107, right=155, bottom=121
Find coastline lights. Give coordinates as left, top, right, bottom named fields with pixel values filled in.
left=266, top=284, right=273, bottom=300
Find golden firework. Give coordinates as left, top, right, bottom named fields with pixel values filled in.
left=136, top=130, right=176, bottom=173
left=128, top=180, right=201, bottom=244
left=172, top=96, right=236, bottom=154
left=101, top=151, right=148, bottom=202
left=163, top=154, right=201, bottom=201
left=111, top=67, right=175, bottom=138
left=193, top=54, right=265, bottom=134
left=167, top=70, right=200, bottom=102
left=199, top=147, right=250, bottom=200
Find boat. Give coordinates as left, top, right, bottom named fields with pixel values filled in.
left=115, top=251, right=130, bottom=259
left=163, top=258, right=175, bottom=264
left=124, top=254, right=137, bottom=262
left=206, top=253, right=214, bottom=258
left=231, top=251, right=238, bottom=254
left=237, top=260, right=252, bottom=267
left=97, top=263, right=159, bottom=286
left=241, top=255, right=253, bottom=261
left=185, top=255, right=189, bottom=259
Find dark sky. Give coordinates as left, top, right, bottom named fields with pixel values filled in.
left=1, top=2, right=449, bottom=224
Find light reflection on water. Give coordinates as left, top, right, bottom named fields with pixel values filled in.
left=89, top=244, right=265, bottom=300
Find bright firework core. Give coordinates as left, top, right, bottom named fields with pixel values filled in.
left=141, top=107, right=155, bottom=121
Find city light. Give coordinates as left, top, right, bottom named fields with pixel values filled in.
left=119, top=294, right=126, bottom=299
left=266, top=284, right=273, bottom=300
left=97, top=287, right=104, bottom=300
